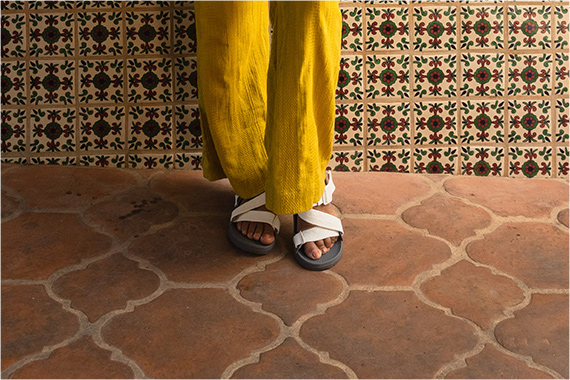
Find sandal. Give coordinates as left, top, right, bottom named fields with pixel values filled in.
left=293, top=171, right=344, bottom=271
left=228, top=192, right=280, bottom=255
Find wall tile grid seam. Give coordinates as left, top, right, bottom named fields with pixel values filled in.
left=1, top=1, right=568, bottom=177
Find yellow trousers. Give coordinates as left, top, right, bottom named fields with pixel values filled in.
left=195, top=1, right=341, bottom=215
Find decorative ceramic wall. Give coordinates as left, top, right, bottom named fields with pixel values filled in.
left=1, top=0, right=569, bottom=178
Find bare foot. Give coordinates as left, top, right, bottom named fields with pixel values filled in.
left=236, top=204, right=275, bottom=245
left=297, top=203, right=339, bottom=260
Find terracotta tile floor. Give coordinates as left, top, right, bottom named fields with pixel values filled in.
left=1, top=163, right=569, bottom=379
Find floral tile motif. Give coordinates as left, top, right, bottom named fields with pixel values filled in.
left=78, top=1, right=123, bottom=9
left=555, top=99, right=569, bottom=143
left=557, top=146, right=569, bottom=178
left=507, top=54, right=552, bottom=97
left=413, top=6, right=457, bottom=51
left=461, top=146, right=504, bottom=176
left=78, top=11, right=122, bottom=56
left=554, top=52, right=569, bottom=95
left=367, top=148, right=411, bottom=172
left=174, top=57, right=197, bottom=102
left=342, top=7, right=363, bottom=51
left=125, top=11, right=169, bottom=55
left=174, top=1, right=194, bottom=7
left=80, top=154, right=126, bottom=168
left=30, top=108, right=75, bottom=153
left=414, top=147, right=458, bottom=174
left=507, top=5, right=551, bottom=50
left=461, top=100, right=505, bottom=144
left=175, top=105, right=201, bottom=150
left=1, top=13, right=26, bottom=58
left=366, top=55, right=410, bottom=99
left=29, top=156, right=76, bottom=165
left=1, top=1, right=25, bottom=10
left=461, top=53, right=505, bottom=97
left=414, top=101, right=458, bottom=145
left=129, top=154, right=174, bottom=170
left=327, top=150, right=364, bottom=172
left=460, top=5, right=504, bottom=50
left=337, top=55, right=364, bottom=101
left=125, top=1, right=170, bottom=7
left=173, top=8, right=196, bottom=54
left=335, top=103, right=364, bottom=147
left=29, top=12, right=74, bottom=57
left=554, top=5, right=569, bottom=49
left=413, top=54, right=456, bottom=98
left=29, top=1, right=74, bottom=10
left=508, top=100, right=551, bottom=144
left=127, top=59, right=173, bottom=103
left=128, top=106, right=172, bottom=151
left=79, top=106, right=125, bottom=152
left=30, top=60, right=74, bottom=105
left=508, top=146, right=552, bottom=178
left=1, top=156, right=26, bottom=164
left=175, top=153, right=202, bottom=170
left=367, top=102, right=411, bottom=146
left=1, top=109, right=26, bottom=154
left=1, top=61, right=26, bottom=105
left=366, top=7, right=409, bottom=50
left=78, top=60, right=124, bottom=104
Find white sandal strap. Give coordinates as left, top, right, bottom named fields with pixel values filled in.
left=230, top=193, right=281, bottom=233
left=313, top=170, right=335, bottom=207
left=293, top=209, right=343, bottom=249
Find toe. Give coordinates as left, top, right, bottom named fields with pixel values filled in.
left=252, top=222, right=264, bottom=241
left=323, top=237, right=332, bottom=250
left=246, top=222, right=257, bottom=240
left=239, top=221, right=248, bottom=235
left=315, top=240, right=328, bottom=255
left=304, top=242, right=322, bottom=260
left=260, top=224, right=275, bottom=245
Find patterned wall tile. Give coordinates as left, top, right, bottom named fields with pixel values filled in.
left=508, top=146, right=552, bottom=178
left=337, top=55, right=364, bottom=100
left=128, top=106, right=173, bottom=151
left=413, top=54, right=457, bottom=98
left=554, top=5, right=569, bottom=49
left=30, top=108, right=75, bottom=153
left=460, top=5, right=504, bottom=50
left=335, top=103, right=364, bottom=147
left=175, top=104, right=201, bottom=150
left=1, top=156, right=26, bottom=164
left=129, top=154, right=174, bottom=169
left=1, top=109, right=26, bottom=154
left=29, top=12, right=74, bottom=57
left=554, top=52, right=569, bottom=95
left=1, top=61, right=26, bottom=106
left=78, top=60, right=124, bottom=104
left=367, top=102, right=411, bottom=147
left=555, top=98, right=569, bottom=143
left=1, top=1, right=25, bottom=10
left=127, top=59, right=173, bottom=103
left=366, top=54, right=410, bottom=99
left=78, top=11, right=123, bottom=56
left=414, top=101, right=458, bottom=146
left=125, top=1, right=170, bottom=8
left=413, top=6, right=457, bottom=51
left=78, top=1, right=123, bottom=9
left=174, top=1, right=195, bottom=7
left=461, top=53, right=505, bottom=97
left=414, top=147, right=458, bottom=174
left=126, top=10, right=170, bottom=55
left=80, top=154, right=126, bottom=168
left=342, top=7, right=363, bottom=51
left=29, top=1, right=74, bottom=10
left=174, top=57, right=198, bottom=102
left=461, top=100, right=505, bottom=144
left=366, top=7, right=409, bottom=50
left=2, top=13, right=26, bottom=58
left=507, top=54, right=552, bottom=97
left=79, top=106, right=126, bottom=152
left=173, top=8, right=196, bottom=54
left=508, top=100, right=551, bottom=144
left=327, top=150, right=364, bottom=172
left=368, top=148, right=411, bottom=172
left=30, top=156, right=76, bottom=165
left=557, top=146, right=569, bottom=178
left=507, top=5, right=551, bottom=50
left=461, top=146, right=504, bottom=176
left=30, top=60, right=74, bottom=105
left=176, top=153, right=202, bottom=170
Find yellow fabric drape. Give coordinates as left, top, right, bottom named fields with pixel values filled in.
left=195, top=1, right=341, bottom=215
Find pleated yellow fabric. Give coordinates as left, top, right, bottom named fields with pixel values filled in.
left=195, top=1, right=341, bottom=215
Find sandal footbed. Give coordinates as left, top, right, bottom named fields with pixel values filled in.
left=228, top=221, right=275, bottom=256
